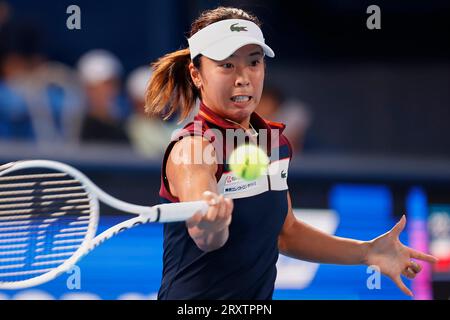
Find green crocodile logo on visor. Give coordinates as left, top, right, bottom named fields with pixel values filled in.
left=230, top=23, right=248, bottom=32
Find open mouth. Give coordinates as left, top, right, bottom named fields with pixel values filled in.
left=230, top=95, right=252, bottom=103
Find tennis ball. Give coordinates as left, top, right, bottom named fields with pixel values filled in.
left=228, top=144, right=270, bottom=181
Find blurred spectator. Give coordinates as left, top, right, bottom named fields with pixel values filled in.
left=23, top=61, right=84, bottom=145
left=0, top=83, right=34, bottom=140
left=125, top=66, right=175, bottom=158
left=0, top=1, right=83, bottom=146
left=0, top=1, right=39, bottom=142
left=256, top=85, right=312, bottom=154
left=78, top=49, right=130, bottom=144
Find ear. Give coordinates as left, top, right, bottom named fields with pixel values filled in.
left=188, top=62, right=202, bottom=89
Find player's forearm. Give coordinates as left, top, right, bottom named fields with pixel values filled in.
left=278, top=220, right=370, bottom=265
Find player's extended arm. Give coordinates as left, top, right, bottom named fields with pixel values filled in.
left=166, top=136, right=233, bottom=252
left=278, top=192, right=438, bottom=296
left=278, top=192, right=368, bottom=265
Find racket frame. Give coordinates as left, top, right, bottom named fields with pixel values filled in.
left=0, top=160, right=207, bottom=289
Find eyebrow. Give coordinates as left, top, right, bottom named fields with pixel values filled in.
left=249, top=51, right=263, bottom=57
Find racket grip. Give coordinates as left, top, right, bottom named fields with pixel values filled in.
left=157, top=200, right=209, bottom=222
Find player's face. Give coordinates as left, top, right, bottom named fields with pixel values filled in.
left=193, top=44, right=265, bottom=125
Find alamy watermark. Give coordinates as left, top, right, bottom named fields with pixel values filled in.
left=366, top=265, right=381, bottom=290
left=169, top=121, right=282, bottom=167
left=66, top=265, right=81, bottom=290
left=366, top=5, right=381, bottom=30
left=66, top=5, right=81, bottom=30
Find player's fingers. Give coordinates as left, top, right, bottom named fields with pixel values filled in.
left=204, top=193, right=220, bottom=222
left=408, top=248, right=438, bottom=263
left=408, top=260, right=422, bottom=273
left=390, top=215, right=406, bottom=238
left=186, top=212, right=204, bottom=229
left=202, top=191, right=218, bottom=206
left=205, top=205, right=218, bottom=222
left=223, top=197, right=233, bottom=225
left=224, top=197, right=233, bottom=215
left=393, top=275, right=413, bottom=297
left=402, top=267, right=417, bottom=279
left=216, top=195, right=227, bottom=220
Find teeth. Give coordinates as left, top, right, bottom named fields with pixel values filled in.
left=232, top=96, right=250, bottom=102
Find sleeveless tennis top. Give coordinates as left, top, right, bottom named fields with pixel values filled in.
left=158, top=102, right=292, bottom=299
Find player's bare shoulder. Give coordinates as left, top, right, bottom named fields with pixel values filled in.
left=168, top=135, right=218, bottom=169
left=166, top=136, right=218, bottom=198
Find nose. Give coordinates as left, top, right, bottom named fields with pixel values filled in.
left=234, top=68, right=250, bottom=87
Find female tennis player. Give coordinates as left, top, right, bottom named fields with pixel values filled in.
left=145, top=7, right=437, bottom=299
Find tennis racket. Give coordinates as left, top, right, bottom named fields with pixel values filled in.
left=0, top=159, right=208, bottom=289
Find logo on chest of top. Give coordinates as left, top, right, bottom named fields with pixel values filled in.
left=224, top=181, right=257, bottom=193
left=223, top=172, right=259, bottom=194
left=225, top=175, right=239, bottom=185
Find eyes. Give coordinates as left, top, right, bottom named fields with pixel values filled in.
left=219, top=59, right=262, bottom=69
left=250, top=59, right=262, bottom=67
left=221, top=63, right=234, bottom=69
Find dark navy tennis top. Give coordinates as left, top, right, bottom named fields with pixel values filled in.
left=158, top=102, right=292, bottom=300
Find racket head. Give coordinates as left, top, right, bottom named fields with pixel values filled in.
left=0, top=160, right=99, bottom=289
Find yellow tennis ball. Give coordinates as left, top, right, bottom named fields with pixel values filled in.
left=228, top=144, right=270, bottom=181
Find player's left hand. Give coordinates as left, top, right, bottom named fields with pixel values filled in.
left=364, top=215, right=438, bottom=296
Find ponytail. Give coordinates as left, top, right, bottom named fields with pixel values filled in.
left=144, top=48, right=199, bottom=123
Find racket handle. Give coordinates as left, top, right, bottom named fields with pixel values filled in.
left=157, top=200, right=209, bottom=222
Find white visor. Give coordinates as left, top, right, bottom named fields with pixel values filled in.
left=188, top=19, right=275, bottom=61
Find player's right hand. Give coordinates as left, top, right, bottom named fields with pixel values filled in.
left=186, top=191, right=233, bottom=239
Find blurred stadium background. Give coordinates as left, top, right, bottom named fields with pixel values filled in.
left=0, top=0, right=449, bottom=300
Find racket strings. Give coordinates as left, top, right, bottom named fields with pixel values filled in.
left=0, top=168, right=94, bottom=282
left=0, top=198, right=90, bottom=211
